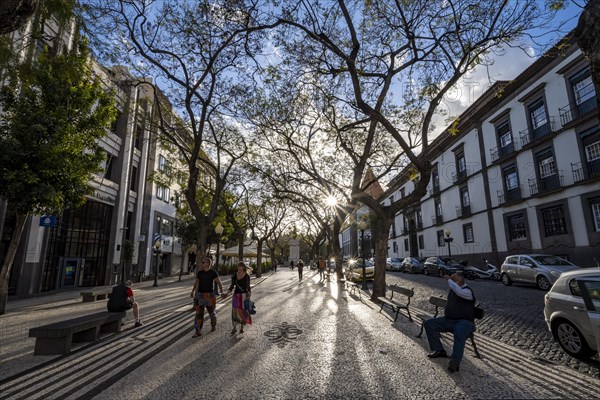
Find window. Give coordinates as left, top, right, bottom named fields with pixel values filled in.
left=591, top=198, right=600, bottom=232
left=463, top=223, right=474, bottom=243
left=393, top=241, right=398, bottom=253
left=418, top=235, right=424, bottom=250
left=104, top=152, right=115, bottom=180
left=437, top=230, right=444, bottom=247
left=460, top=186, right=470, bottom=207
left=542, top=206, right=568, bottom=236
left=503, top=165, right=519, bottom=191
left=416, top=210, right=423, bottom=227
left=432, top=167, right=440, bottom=191
left=134, top=124, right=143, bottom=150
left=130, top=166, right=138, bottom=192
left=571, top=68, right=595, bottom=106
left=457, top=153, right=466, bottom=173
left=586, top=140, right=600, bottom=162
left=158, top=155, right=168, bottom=172
left=400, top=188, right=405, bottom=198
left=497, top=121, right=512, bottom=149
left=157, top=186, right=165, bottom=200
left=507, top=214, right=527, bottom=241
left=538, top=154, right=557, bottom=178
left=435, top=198, right=442, bottom=217
left=529, top=100, right=547, bottom=129
left=404, top=239, right=409, bottom=251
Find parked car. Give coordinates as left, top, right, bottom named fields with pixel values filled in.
left=544, top=268, right=600, bottom=359
left=423, top=257, right=464, bottom=276
left=501, top=254, right=580, bottom=290
left=386, top=257, right=403, bottom=271
left=344, top=258, right=375, bottom=282
left=401, top=257, right=427, bottom=274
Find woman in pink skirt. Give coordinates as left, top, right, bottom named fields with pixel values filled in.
left=225, top=262, right=252, bottom=335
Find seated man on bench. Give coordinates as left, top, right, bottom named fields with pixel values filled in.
left=107, top=280, right=142, bottom=328
left=424, top=273, right=475, bottom=373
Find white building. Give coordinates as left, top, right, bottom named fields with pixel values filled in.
left=384, top=37, right=599, bottom=268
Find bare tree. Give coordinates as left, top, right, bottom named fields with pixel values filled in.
left=255, top=0, right=568, bottom=298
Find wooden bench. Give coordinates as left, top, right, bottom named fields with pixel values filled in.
left=80, top=291, right=111, bottom=302
left=416, top=296, right=483, bottom=358
left=29, top=311, right=126, bottom=355
left=377, top=284, right=414, bottom=322
left=345, top=281, right=361, bottom=298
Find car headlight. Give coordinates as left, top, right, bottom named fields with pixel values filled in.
left=550, top=270, right=561, bottom=278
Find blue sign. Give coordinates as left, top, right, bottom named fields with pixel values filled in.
left=39, top=216, right=56, bottom=227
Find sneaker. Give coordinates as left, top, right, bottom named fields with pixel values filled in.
left=134, top=321, right=143, bottom=328
left=239, top=327, right=244, bottom=334
left=192, top=332, right=202, bottom=338
left=230, top=328, right=237, bottom=335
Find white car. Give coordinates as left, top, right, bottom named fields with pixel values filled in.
left=543, top=268, right=600, bottom=359
left=386, top=257, right=403, bottom=271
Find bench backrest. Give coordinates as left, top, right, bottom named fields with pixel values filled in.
left=388, top=285, right=414, bottom=298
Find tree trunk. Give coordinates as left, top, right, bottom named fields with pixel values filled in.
left=0, top=213, right=27, bottom=315
left=372, top=217, right=391, bottom=300
left=256, top=239, right=263, bottom=278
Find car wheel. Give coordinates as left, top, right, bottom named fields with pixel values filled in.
left=501, top=273, right=512, bottom=286
left=552, top=319, right=594, bottom=359
left=424, top=267, right=429, bottom=276
left=492, top=272, right=501, bottom=281
left=537, top=275, right=551, bottom=291
left=439, top=269, right=444, bottom=277
left=410, top=266, right=415, bottom=274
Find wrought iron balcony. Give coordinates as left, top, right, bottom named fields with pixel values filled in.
left=520, top=117, right=556, bottom=147
left=431, top=215, right=444, bottom=225
left=490, top=141, right=519, bottom=163
left=559, top=86, right=597, bottom=125
left=572, top=160, right=600, bottom=182
left=497, top=188, right=523, bottom=204
left=528, top=173, right=564, bottom=196
left=416, top=220, right=423, bottom=230
left=451, top=169, right=468, bottom=183
left=455, top=205, right=471, bottom=218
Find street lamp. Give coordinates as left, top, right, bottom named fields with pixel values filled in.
left=214, top=223, right=223, bottom=293
left=358, top=220, right=368, bottom=290
left=444, top=228, right=453, bottom=258
left=152, top=237, right=161, bottom=287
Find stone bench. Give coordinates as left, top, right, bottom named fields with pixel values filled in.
left=377, top=284, right=414, bottom=322
left=80, top=291, right=111, bottom=302
left=416, top=296, right=484, bottom=358
left=29, top=311, right=126, bottom=355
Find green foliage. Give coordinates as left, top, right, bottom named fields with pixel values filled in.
left=0, top=37, right=116, bottom=215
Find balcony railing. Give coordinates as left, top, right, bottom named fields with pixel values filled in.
left=559, top=84, right=597, bottom=125
left=529, top=173, right=564, bottom=196
left=455, top=205, right=471, bottom=218
left=431, top=215, right=443, bottom=225
left=490, top=140, right=520, bottom=162
left=520, top=117, right=556, bottom=147
left=451, top=169, right=468, bottom=183
left=497, top=188, right=524, bottom=204
left=400, top=227, right=409, bottom=236
left=572, top=160, right=600, bottom=182
left=416, top=220, right=423, bottom=230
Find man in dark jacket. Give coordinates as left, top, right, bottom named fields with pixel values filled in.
left=107, top=280, right=142, bottom=327
left=424, top=273, right=475, bottom=373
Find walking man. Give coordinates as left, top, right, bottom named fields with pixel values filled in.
left=318, top=257, right=326, bottom=282
left=424, top=273, right=475, bottom=373
left=297, top=260, right=304, bottom=281
left=190, top=258, right=223, bottom=338
left=107, top=280, right=142, bottom=327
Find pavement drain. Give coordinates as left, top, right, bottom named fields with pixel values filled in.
left=264, top=322, right=303, bottom=348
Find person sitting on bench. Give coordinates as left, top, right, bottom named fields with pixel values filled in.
left=107, top=280, right=142, bottom=327
left=424, top=273, right=475, bottom=373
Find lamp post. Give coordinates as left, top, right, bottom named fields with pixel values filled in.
left=214, top=223, right=223, bottom=293
left=358, top=220, right=368, bottom=290
left=444, top=228, right=453, bottom=258
left=152, top=236, right=161, bottom=287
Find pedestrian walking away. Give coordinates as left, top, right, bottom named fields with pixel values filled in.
left=297, top=260, right=304, bottom=281
left=190, top=258, right=223, bottom=338
left=290, top=260, right=294, bottom=270
left=318, top=257, right=326, bottom=282
left=107, top=280, right=142, bottom=327
left=424, top=273, right=476, bottom=373
left=225, top=262, right=252, bottom=335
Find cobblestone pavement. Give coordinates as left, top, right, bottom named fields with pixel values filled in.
left=0, top=270, right=598, bottom=399
left=384, top=270, right=600, bottom=377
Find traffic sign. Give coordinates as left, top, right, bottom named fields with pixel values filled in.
left=39, top=216, right=56, bottom=227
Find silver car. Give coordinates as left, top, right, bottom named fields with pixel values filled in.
left=500, top=254, right=580, bottom=290
left=544, top=268, right=600, bottom=359
left=386, top=257, right=403, bottom=271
